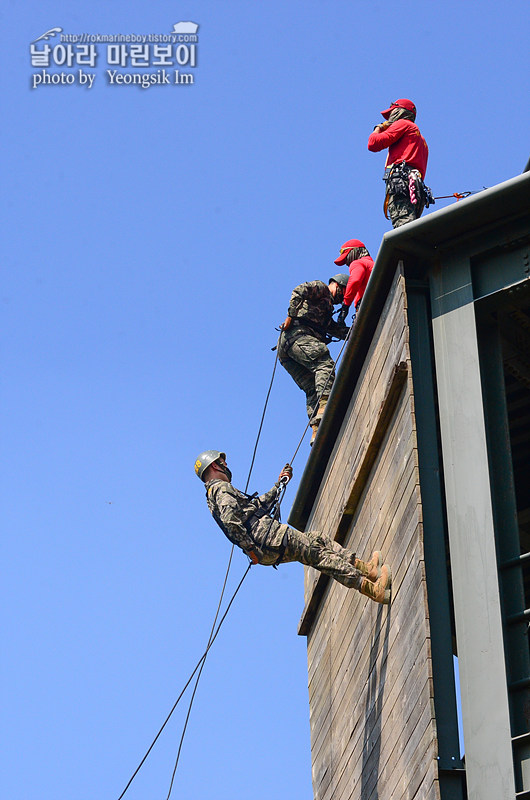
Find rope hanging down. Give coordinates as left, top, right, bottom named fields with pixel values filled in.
left=164, top=551, right=247, bottom=800
left=116, top=560, right=251, bottom=800
left=164, top=352, right=281, bottom=799
left=244, top=347, right=280, bottom=493
left=117, top=351, right=281, bottom=800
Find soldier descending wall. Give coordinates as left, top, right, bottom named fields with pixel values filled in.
left=195, top=450, right=392, bottom=603
left=278, top=274, right=349, bottom=445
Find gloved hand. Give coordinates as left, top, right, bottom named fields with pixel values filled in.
left=337, top=304, right=349, bottom=325
left=281, top=316, right=292, bottom=331
left=278, top=463, right=293, bottom=484
left=334, top=324, right=350, bottom=341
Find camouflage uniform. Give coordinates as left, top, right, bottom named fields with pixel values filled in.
left=386, top=175, right=424, bottom=228
left=205, top=478, right=364, bottom=589
left=278, top=280, right=346, bottom=421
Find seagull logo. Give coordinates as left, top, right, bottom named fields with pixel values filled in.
left=33, top=27, right=63, bottom=43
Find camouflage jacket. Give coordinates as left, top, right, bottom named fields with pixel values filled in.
left=287, top=280, right=334, bottom=340
left=205, top=478, right=280, bottom=557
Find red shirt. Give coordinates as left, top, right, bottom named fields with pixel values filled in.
left=367, top=120, right=428, bottom=178
left=343, top=256, right=374, bottom=308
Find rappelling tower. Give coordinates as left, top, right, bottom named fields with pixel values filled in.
left=290, top=167, right=530, bottom=800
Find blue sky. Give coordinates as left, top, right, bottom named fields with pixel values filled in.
left=2, top=2, right=529, bottom=799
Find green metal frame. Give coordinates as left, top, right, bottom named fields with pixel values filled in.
left=407, top=280, right=467, bottom=800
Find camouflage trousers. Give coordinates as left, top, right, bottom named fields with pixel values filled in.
left=278, top=332, right=335, bottom=421
left=387, top=192, right=424, bottom=228
left=250, top=517, right=363, bottom=589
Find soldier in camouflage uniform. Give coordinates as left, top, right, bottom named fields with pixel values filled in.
left=195, top=450, right=392, bottom=603
left=278, top=275, right=349, bottom=445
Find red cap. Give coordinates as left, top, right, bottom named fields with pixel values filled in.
left=334, top=238, right=365, bottom=266
left=380, top=98, right=416, bottom=120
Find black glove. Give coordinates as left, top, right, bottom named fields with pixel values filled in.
left=336, top=304, right=349, bottom=325
left=334, top=323, right=350, bottom=341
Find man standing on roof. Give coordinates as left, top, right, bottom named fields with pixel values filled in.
left=278, top=274, right=350, bottom=445
left=367, top=98, right=431, bottom=228
left=195, top=450, right=392, bottom=603
left=333, top=239, right=374, bottom=325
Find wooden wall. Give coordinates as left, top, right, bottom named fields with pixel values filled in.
left=299, top=266, right=440, bottom=800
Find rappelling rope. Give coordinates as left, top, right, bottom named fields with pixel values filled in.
left=244, top=347, right=280, bottom=493
left=116, top=557, right=250, bottom=800
left=164, top=549, right=248, bottom=799
left=164, top=350, right=281, bottom=799
left=161, top=331, right=342, bottom=794
left=117, top=350, right=282, bottom=799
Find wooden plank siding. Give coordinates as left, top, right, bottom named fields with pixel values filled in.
left=300, top=266, right=440, bottom=800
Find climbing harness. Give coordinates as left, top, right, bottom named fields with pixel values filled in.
left=287, top=316, right=330, bottom=341
left=246, top=477, right=290, bottom=567
left=275, top=312, right=349, bottom=353
left=383, top=161, right=435, bottom=219
left=206, top=477, right=288, bottom=568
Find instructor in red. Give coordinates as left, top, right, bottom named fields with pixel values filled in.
left=333, top=239, right=374, bottom=325
left=368, top=98, right=431, bottom=228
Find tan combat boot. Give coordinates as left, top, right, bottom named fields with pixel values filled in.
left=354, top=551, right=382, bottom=582
left=310, top=396, right=329, bottom=446
left=310, top=422, right=320, bottom=446
left=315, top=396, right=328, bottom=422
left=359, top=564, right=392, bottom=604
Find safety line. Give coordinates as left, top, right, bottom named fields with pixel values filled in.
left=244, top=345, right=280, bottom=493
left=433, top=191, right=472, bottom=201
left=164, top=547, right=243, bottom=799
left=117, top=559, right=251, bottom=800
left=165, top=545, right=239, bottom=798
left=164, top=349, right=283, bottom=797
left=118, top=347, right=282, bottom=798
left=433, top=189, right=487, bottom=201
